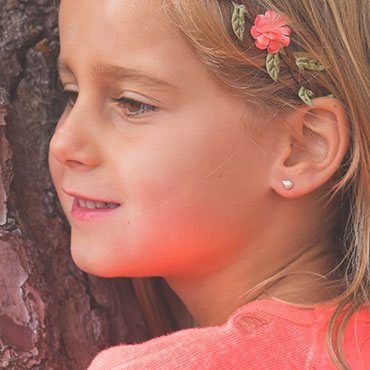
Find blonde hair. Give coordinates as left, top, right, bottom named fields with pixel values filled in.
left=132, top=1, right=370, bottom=369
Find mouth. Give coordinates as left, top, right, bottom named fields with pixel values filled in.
left=70, top=197, right=121, bottom=222
left=75, top=197, right=120, bottom=210
left=63, top=189, right=121, bottom=221
left=63, top=189, right=121, bottom=207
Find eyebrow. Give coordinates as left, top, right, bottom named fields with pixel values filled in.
left=57, top=58, right=178, bottom=92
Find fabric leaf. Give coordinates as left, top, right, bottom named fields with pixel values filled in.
left=266, top=53, right=280, bottom=81
left=295, top=56, right=324, bottom=73
left=298, top=86, right=315, bottom=107
left=232, top=2, right=248, bottom=41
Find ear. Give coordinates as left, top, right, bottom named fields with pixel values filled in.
left=270, top=97, right=349, bottom=199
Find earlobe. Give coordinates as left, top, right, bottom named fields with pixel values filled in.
left=271, top=97, right=349, bottom=199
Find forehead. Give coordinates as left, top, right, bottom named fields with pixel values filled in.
left=58, top=0, right=194, bottom=83
left=59, top=0, right=165, bottom=41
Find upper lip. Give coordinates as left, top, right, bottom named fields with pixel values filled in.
left=63, top=189, right=121, bottom=204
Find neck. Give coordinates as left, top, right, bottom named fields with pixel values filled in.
left=166, top=239, right=338, bottom=327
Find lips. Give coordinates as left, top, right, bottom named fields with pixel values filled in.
left=63, top=189, right=121, bottom=222
left=70, top=197, right=120, bottom=222
left=63, top=189, right=120, bottom=205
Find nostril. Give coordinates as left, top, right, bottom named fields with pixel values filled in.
left=65, top=159, right=86, bottom=168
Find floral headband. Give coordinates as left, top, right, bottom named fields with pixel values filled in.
left=231, top=1, right=326, bottom=107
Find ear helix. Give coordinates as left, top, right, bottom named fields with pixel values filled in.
left=282, top=180, right=294, bottom=190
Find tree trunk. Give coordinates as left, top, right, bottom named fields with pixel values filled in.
left=0, top=1, right=154, bottom=368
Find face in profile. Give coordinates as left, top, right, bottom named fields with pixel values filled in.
left=49, top=0, right=275, bottom=280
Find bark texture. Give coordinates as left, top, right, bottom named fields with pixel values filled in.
left=0, top=1, right=153, bottom=368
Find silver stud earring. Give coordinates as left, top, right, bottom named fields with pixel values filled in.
left=282, top=180, right=293, bottom=190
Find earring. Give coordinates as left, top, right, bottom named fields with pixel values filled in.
left=282, top=180, right=293, bottom=190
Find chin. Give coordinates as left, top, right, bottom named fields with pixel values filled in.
left=70, top=243, right=149, bottom=278
left=70, top=242, right=108, bottom=277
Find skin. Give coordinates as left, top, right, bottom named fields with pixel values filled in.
left=50, top=0, right=349, bottom=326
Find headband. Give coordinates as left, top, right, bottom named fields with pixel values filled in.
left=232, top=1, right=326, bottom=107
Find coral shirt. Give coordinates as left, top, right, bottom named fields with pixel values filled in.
left=87, top=300, right=370, bottom=369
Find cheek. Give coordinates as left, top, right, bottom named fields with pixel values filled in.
left=77, top=141, right=265, bottom=278
left=119, top=121, right=248, bottom=209
left=71, top=195, right=247, bottom=278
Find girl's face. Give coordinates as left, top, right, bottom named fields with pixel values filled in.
left=50, top=0, right=276, bottom=279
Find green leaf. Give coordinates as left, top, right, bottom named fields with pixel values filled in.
left=295, top=56, right=325, bottom=73
left=232, top=2, right=248, bottom=41
left=298, top=86, right=315, bottom=107
left=266, top=53, right=280, bottom=81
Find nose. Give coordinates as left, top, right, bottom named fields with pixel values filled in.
left=49, top=100, right=102, bottom=169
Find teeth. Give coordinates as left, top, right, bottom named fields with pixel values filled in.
left=78, top=198, right=87, bottom=208
left=86, top=200, right=96, bottom=209
left=77, top=198, right=119, bottom=209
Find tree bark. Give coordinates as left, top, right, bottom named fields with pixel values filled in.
left=0, top=1, right=154, bottom=368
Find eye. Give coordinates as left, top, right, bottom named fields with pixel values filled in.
left=62, top=90, right=78, bottom=109
left=61, top=91, right=158, bottom=119
left=112, top=97, right=158, bottom=119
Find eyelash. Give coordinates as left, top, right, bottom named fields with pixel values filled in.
left=62, top=90, right=158, bottom=119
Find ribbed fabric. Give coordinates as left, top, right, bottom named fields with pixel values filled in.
left=87, top=300, right=370, bottom=369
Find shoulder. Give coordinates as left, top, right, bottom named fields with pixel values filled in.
left=87, top=301, right=370, bottom=370
left=87, top=300, right=325, bottom=370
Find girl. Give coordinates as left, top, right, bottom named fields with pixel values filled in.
left=49, top=0, right=370, bottom=369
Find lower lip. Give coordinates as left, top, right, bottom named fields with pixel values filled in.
left=71, top=198, right=120, bottom=222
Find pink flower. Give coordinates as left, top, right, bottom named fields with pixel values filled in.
left=250, top=11, right=291, bottom=54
